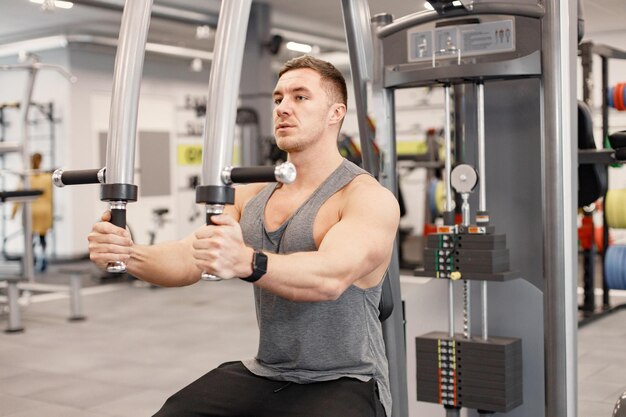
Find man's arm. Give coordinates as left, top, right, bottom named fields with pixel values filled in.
left=258, top=181, right=399, bottom=301
left=89, top=211, right=203, bottom=287
left=195, top=179, right=400, bottom=301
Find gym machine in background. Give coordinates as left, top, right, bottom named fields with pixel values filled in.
left=0, top=55, right=82, bottom=333
left=343, top=0, right=577, bottom=416
left=0, top=55, right=76, bottom=282
left=53, top=0, right=295, bottom=279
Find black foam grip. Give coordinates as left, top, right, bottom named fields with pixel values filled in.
left=230, top=166, right=277, bottom=184
left=61, top=169, right=101, bottom=185
left=206, top=212, right=217, bottom=226
left=110, top=208, right=126, bottom=230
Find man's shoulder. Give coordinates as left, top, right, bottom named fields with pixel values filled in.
left=346, top=172, right=386, bottom=192
left=344, top=174, right=399, bottom=209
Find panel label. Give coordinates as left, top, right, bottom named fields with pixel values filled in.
left=408, top=19, right=515, bottom=62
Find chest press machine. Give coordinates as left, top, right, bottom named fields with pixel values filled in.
left=343, top=1, right=578, bottom=417
left=53, top=0, right=295, bottom=278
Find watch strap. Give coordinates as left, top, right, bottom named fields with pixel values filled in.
left=241, top=250, right=267, bottom=283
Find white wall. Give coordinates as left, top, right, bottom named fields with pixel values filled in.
left=1, top=45, right=217, bottom=258
left=58, top=46, right=216, bottom=256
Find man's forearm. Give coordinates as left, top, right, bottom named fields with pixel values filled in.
left=126, top=240, right=200, bottom=287
left=253, top=249, right=382, bottom=302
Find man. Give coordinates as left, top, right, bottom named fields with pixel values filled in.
left=88, top=55, right=399, bottom=417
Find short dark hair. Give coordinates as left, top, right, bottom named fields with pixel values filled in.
left=278, top=55, right=347, bottom=107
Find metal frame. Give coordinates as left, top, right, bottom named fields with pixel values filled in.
left=344, top=1, right=578, bottom=416
left=200, top=0, right=252, bottom=187
left=541, top=2, right=578, bottom=415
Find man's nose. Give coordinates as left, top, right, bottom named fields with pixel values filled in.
left=275, top=98, right=292, bottom=115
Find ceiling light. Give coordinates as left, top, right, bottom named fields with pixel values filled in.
left=286, top=41, right=312, bottom=54
left=196, top=25, right=213, bottom=40
left=452, top=1, right=462, bottom=6
left=190, top=58, right=203, bottom=72
left=0, top=35, right=69, bottom=58
left=30, top=0, right=74, bottom=9
left=424, top=2, right=434, bottom=10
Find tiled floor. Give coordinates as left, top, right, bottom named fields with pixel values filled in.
left=1, top=264, right=625, bottom=417
left=578, top=307, right=626, bottom=417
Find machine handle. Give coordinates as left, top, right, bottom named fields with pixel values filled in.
left=53, top=168, right=105, bottom=187
left=201, top=204, right=225, bottom=281
left=106, top=202, right=128, bottom=274
left=223, top=162, right=296, bottom=185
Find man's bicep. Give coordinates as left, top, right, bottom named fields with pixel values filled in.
left=318, top=190, right=400, bottom=269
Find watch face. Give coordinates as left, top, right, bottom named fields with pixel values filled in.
left=254, top=251, right=268, bottom=274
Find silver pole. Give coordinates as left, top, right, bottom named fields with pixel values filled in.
left=6, top=281, right=23, bottom=332
left=105, top=0, right=153, bottom=185
left=476, top=81, right=489, bottom=342
left=341, top=0, right=378, bottom=175
left=481, top=281, right=488, bottom=340
left=69, top=273, right=84, bottom=321
left=443, top=84, right=455, bottom=339
left=542, top=0, right=578, bottom=416
left=461, top=194, right=470, bottom=226
left=477, top=82, right=487, bottom=212
left=20, top=64, right=37, bottom=284
left=102, top=0, right=152, bottom=273
left=448, top=280, right=455, bottom=338
left=444, top=85, right=453, bottom=213
left=198, top=0, right=251, bottom=282
left=200, top=0, right=252, bottom=187
left=370, top=12, right=409, bottom=417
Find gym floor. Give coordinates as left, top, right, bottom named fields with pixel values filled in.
left=0, top=262, right=625, bottom=417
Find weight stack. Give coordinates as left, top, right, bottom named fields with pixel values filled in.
left=415, top=231, right=520, bottom=281
left=416, top=331, right=523, bottom=413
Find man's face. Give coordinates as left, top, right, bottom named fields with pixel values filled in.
left=272, top=68, right=338, bottom=153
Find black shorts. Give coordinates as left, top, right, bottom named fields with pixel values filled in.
left=153, top=361, right=386, bottom=417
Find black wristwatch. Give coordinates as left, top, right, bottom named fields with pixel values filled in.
left=241, top=250, right=267, bottom=283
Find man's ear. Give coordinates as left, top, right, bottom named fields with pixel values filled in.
left=328, top=103, right=347, bottom=126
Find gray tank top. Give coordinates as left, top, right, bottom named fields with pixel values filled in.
left=240, top=159, right=391, bottom=417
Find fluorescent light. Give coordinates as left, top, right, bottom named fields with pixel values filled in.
left=286, top=41, right=312, bottom=54
left=424, top=2, right=434, bottom=10
left=0, top=35, right=69, bottom=58
left=30, top=0, right=74, bottom=9
left=452, top=0, right=462, bottom=6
